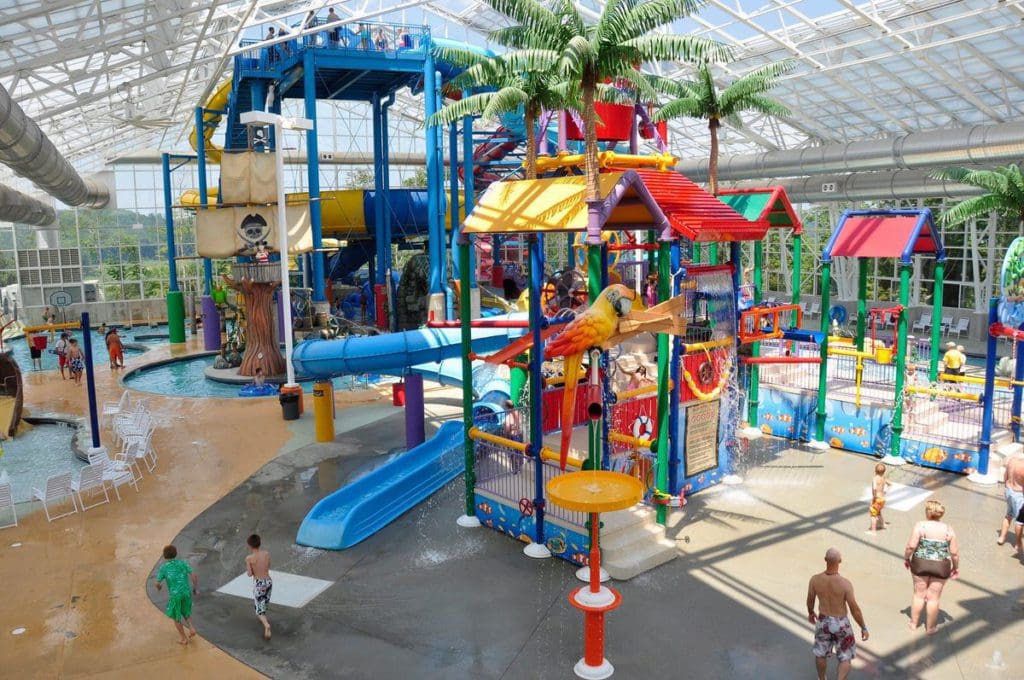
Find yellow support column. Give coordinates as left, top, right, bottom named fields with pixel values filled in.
left=313, top=380, right=335, bottom=442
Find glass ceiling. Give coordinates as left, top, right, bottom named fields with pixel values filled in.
left=0, top=0, right=1021, bottom=180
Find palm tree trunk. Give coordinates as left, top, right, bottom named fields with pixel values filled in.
left=708, top=117, right=720, bottom=196
left=524, top=105, right=537, bottom=181
left=583, top=70, right=600, bottom=201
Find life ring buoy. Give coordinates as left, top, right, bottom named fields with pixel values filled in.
left=632, top=414, right=654, bottom=439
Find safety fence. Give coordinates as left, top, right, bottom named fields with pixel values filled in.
left=474, top=439, right=587, bottom=528
left=754, top=339, right=821, bottom=391
left=238, top=21, right=428, bottom=72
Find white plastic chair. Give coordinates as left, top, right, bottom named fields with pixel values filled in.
left=88, top=450, right=140, bottom=499
left=71, top=463, right=110, bottom=511
left=952, top=318, right=969, bottom=338
left=122, top=431, right=157, bottom=473
left=940, top=315, right=953, bottom=332
left=31, top=472, right=78, bottom=522
left=912, top=311, right=932, bottom=333
left=0, top=480, right=16, bottom=529
left=808, top=302, right=821, bottom=318
left=102, top=391, right=130, bottom=429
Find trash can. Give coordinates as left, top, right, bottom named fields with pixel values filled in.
left=280, top=392, right=301, bottom=420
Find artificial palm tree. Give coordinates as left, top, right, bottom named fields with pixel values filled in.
left=486, top=0, right=729, bottom=200
left=427, top=48, right=575, bottom=180
left=932, top=164, right=1024, bottom=230
left=654, top=59, right=793, bottom=195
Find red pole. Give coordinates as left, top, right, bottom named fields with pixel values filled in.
left=739, top=356, right=822, bottom=365
left=426, top=319, right=529, bottom=328
left=589, top=512, right=600, bottom=593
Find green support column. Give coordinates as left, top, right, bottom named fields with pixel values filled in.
left=655, top=240, right=672, bottom=525
left=586, top=244, right=602, bottom=471
left=856, top=258, right=868, bottom=351
left=929, top=260, right=945, bottom=382
left=709, top=243, right=719, bottom=265
left=693, top=243, right=702, bottom=265
left=510, top=365, right=527, bottom=406
left=647, top=230, right=657, bottom=272
left=890, top=264, right=912, bottom=459
left=166, top=292, right=186, bottom=344
left=747, top=242, right=763, bottom=425
left=815, top=262, right=832, bottom=443
left=458, top=240, right=476, bottom=520
left=791, top=234, right=802, bottom=327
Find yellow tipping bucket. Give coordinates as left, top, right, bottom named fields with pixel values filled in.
left=875, top=347, right=893, bottom=365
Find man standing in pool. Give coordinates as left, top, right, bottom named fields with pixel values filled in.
left=807, top=547, right=869, bottom=680
left=106, top=327, right=124, bottom=369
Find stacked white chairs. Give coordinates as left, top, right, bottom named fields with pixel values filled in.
left=70, top=463, right=111, bottom=511
left=952, top=318, right=970, bottom=338
left=87, top=450, right=140, bottom=500
left=31, top=472, right=78, bottom=522
left=0, top=479, right=16, bottom=529
left=101, top=391, right=131, bottom=429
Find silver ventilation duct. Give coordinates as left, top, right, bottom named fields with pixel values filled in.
left=725, top=170, right=983, bottom=204
left=0, top=182, right=57, bottom=226
left=677, top=122, right=1024, bottom=183
left=0, top=83, right=109, bottom=208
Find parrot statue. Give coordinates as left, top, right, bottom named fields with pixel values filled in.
left=544, top=284, right=637, bottom=469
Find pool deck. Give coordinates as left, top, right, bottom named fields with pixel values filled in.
left=3, top=333, right=1024, bottom=679
left=0, top=335, right=391, bottom=678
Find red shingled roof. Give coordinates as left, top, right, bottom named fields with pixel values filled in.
left=634, top=169, right=771, bottom=242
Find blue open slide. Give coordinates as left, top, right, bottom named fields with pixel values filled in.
left=292, top=323, right=519, bottom=549
left=296, top=420, right=465, bottom=549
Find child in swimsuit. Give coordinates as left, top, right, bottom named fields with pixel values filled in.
left=155, top=545, right=198, bottom=646
left=66, top=338, right=84, bottom=385
left=869, top=463, right=891, bottom=533
left=246, top=533, right=273, bottom=640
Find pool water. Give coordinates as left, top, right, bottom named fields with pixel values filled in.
left=0, top=422, right=84, bottom=503
left=4, top=325, right=165, bottom=373
left=124, top=353, right=389, bottom=398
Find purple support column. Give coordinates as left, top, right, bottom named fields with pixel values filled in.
left=201, top=295, right=221, bottom=351
left=277, top=290, right=286, bottom=345
left=558, top=110, right=567, bottom=153
left=404, top=373, right=425, bottom=449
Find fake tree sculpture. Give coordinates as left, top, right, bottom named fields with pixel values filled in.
left=223, top=263, right=286, bottom=377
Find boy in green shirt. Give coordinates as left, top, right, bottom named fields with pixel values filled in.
left=155, top=545, right=198, bottom=645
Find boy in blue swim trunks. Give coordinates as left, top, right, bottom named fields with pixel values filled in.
left=155, top=545, right=198, bottom=646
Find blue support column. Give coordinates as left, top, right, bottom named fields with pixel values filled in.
left=449, top=122, right=461, bottom=280
left=194, top=107, right=214, bottom=296
left=527, top=234, right=548, bottom=554
left=1012, top=329, right=1024, bottom=441
left=303, top=52, right=326, bottom=303
left=381, top=95, right=395, bottom=330
left=424, top=45, right=444, bottom=317
left=161, top=153, right=185, bottom=343
left=81, top=312, right=101, bottom=451
left=979, top=298, right=999, bottom=477
left=372, top=94, right=387, bottom=289
left=668, top=241, right=682, bottom=493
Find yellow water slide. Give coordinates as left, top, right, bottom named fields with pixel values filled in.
left=188, top=79, right=232, bottom=164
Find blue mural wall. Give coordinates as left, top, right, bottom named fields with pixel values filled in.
left=757, top=386, right=980, bottom=474
left=474, top=493, right=591, bottom=566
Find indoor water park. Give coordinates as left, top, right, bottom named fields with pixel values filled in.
left=2, top=1, right=1024, bottom=678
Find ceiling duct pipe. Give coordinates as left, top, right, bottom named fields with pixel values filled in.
left=724, top=169, right=983, bottom=204
left=0, top=182, right=57, bottom=226
left=677, top=122, right=1024, bottom=183
left=0, top=83, right=109, bottom=208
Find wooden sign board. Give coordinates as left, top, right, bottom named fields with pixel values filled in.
left=684, top=399, right=720, bottom=478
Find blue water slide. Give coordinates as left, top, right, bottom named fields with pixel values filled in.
left=296, top=420, right=466, bottom=549
left=292, top=322, right=523, bottom=377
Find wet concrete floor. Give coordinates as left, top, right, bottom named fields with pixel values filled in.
left=157, top=414, right=1024, bottom=679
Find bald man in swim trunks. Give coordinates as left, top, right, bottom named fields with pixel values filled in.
left=807, top=548, right=869, bottom=680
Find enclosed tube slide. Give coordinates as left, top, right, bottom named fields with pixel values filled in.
left=0, top=183, right=55, bottom=226
left=0, top=83, right=108, bottom=208
left=291, top=320, right=523, bottom=377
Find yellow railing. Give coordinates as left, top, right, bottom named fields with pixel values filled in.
left=682, top=337, right=734, bottom=354
left=906, top=385, right=980, bottom=401
left=609, top=431, right=653, bottom=449
left=467, top=426, right=585, bottom=469
left=939, top=373, right=1024, bottom=388
left=534, top=151, right=677, bottom=173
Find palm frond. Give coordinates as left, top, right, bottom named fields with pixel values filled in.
left=726, top=93, right=790, bottom=119
left=652, top=96, right=704, bottom=122
left=939, top=194, right=1011, bottom=226
left=487, top=26, right=543, bottom=50
left=557, top=35, right=598, bottom=77
left=482, top=87, right=529, bottom=120
left=622, top=34, right=731, bottom=65
left=486, top=0, right=562, bottom=39
left=427, top=92, right=499, bottom=127
left=432, top=46, right=491, bottom=70
left=611, top=0, right=706, bottom=43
